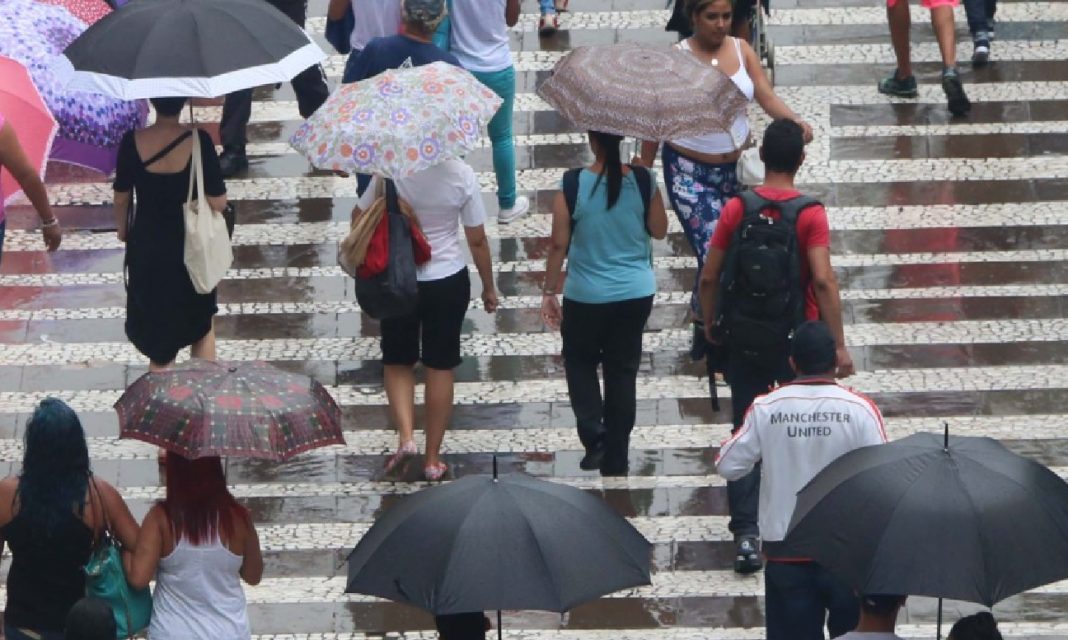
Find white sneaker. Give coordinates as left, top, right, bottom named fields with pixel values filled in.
left=498, top=196, right=530, bottom=224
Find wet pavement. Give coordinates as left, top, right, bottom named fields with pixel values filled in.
left=3, top=0, right=1068, bottom=638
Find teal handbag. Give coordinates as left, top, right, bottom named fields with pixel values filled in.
left=84, top=479, right=153, bottom=639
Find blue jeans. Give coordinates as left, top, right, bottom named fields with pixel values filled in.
left=764, top=562, right=859, bottom=640
left=472, top=66, right=518, bottom=209
left=539, top=0, right=555, bottom=13
left=963, top=0, right=996, bottom=37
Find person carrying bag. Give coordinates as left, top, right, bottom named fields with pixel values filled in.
left=183, top=130, right=233, bottom=295
left=84, top=477, right=152, bottom=639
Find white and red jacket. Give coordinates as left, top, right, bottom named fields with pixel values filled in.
left=715, top=378, right=887, bottom=553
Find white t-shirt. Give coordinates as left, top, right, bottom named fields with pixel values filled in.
left=357, top=159, right=487, bottom=282
left=349, top=0, right=402, bottom=52
left=836, top=633, right=904, bottom=640
left=448, top=0, right=513, bottom=72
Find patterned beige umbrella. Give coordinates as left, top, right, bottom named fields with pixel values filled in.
left=537, top=43, right=749, bottom=141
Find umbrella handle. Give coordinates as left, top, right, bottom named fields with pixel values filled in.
left=936, top=597, right=942, bottom=639
left=498, top=609, right=502, bottom=640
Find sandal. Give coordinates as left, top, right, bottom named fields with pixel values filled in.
left=384, top=440, right=418, bottom=474
left=424, top=461, right=448, bottom=482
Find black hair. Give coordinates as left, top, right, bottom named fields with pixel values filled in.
left=435, top=613, right=488, bottom=640
left=686, top=0, right=733, bottom=21
left=860, top=594, right=907, bottom=616
left=149, top=97, right=188, bottom=117
left=65, top=597, right=117, bottom=640
left=761, top=118, right=806, bottom=174
left=587, top=130, right=625, bottom=209
left=16, top=398, right=90, bottom=535
left=949, top=612, right=1003, bottom=640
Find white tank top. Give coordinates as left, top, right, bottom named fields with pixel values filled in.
left=149, top=536, right=250, bottom=640
left=670, top=37, right=755, bottom=155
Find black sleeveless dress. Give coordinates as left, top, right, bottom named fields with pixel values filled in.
left=113, top=129, right=226, bottom=365
left=1, top=506, right=94, bottom=633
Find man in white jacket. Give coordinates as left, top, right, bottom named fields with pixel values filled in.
left=716, top=320, right=888, bottom=640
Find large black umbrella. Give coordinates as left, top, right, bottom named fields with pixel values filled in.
left=347, top=464, right=651, bottom=636
left=53, top=0, right=325, bottom=99
left=784, top=428, right=1068, bottom=637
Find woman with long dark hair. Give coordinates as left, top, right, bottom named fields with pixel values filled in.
left=127, top=455, right=262, bottom=640
left=0, top=398, right=139, bottom=640
left=541, top=131, right=668, bottom=476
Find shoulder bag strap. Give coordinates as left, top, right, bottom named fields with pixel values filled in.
left=187, top=129, right=206, bottom=207
left=88, top=475, right=113, bottom=544
left=142, top=130, right=193, bottom=169
left=777, top=195, right=821, bottom=227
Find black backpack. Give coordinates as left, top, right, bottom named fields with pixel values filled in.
left=714, top=191, right=821, bottom=367
left=562, top=164, right=654, bottom=234
left=355, top=179, right=419, bottom=320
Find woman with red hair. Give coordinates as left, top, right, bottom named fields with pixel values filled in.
left=127, top=455, right=262, bottom=640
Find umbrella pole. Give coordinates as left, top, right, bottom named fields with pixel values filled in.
left=498, top=609, right=502, bottom=640
left=936, top=597, right=942, bottom=639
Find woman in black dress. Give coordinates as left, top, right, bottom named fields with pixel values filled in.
left=113, top=97, right=228, bottom=370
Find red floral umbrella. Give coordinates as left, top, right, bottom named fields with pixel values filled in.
left=115, top=360, right=344, bottom=460
left=36, top=0, right=112, bottom=25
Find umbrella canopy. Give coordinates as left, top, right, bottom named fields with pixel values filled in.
left=347, top=472, right=652, bottom=614
left=115, top=360, right=344, bottom=461
left=0, top=0, right=147, bottom=174
left=36, top=0, right=112, bottom=24
left=0, top=56, right=57, bottom=207
left=537, top=43, right=750, bottom=141
left=290, top=61, right=502, bottom=178
left=54, top=0, right=326, bottom=99
left=784, top=430, right=1068, bottom=607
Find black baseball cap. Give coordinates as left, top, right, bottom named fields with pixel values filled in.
left=790, top=320, right=837, bottom=374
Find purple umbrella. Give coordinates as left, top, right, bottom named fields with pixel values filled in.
left=0, top=0, right=147, bottom=174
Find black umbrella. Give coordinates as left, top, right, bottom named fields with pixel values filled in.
left=347, top=461, right=652, bottom=637
left=54, top=0, right=325, bottom=100
left=784, top=426, right=1068, bottom=637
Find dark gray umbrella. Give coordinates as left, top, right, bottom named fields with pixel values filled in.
left=347, top=464, right=651, bottom=633
left=54, top=0, right=325, bottom=99
left=784, top=427, right=1068, bottom=637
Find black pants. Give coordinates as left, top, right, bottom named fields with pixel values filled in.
left=725, top=354, right=794, bottom=537
left=219, top=0, right=329, bottom=154
left=764, top=561, right=859, bottom=640
left=561, top=296, right=653, bottom=474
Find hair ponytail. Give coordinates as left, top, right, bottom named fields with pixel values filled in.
left=588, top=131, right=625, bottom=209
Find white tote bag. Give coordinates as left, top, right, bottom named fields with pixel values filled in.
left=183, top=131, right=233, bottom=294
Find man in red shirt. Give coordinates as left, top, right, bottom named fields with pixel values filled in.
left=698, top=119, right=853, bottom=574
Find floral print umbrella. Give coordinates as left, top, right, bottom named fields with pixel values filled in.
left=115, top=360, right=345, bottom=461
left=0, top=0, right=147, bottom=174
left=290, top=61, right=502, bottom=178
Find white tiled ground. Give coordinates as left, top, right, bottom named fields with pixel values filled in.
left=5, top=0, right=1068, bottom=637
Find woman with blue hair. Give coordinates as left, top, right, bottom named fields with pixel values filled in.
left=0, top=399, right=139, bottom=640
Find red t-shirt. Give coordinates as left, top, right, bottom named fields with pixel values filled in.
left=709, top=186, right=830, bottom=320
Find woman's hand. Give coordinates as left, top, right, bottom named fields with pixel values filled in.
left=482, top=288, right=499, bottom=313
left=541, top=293, right=562, bottom=330
left=41, top=221, right=61, bottom=251
left=797, top=120, right=814, bottom=144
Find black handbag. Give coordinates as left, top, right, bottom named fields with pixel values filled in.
left=354, top=180, right=419, bottom=320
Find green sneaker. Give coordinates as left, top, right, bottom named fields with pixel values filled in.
left=877, top=72, right=919, bottom=98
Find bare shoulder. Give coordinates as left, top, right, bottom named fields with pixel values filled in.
left=0, top=476, right=19, bottom=524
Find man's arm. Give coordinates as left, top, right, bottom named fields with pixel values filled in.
left=505, top=0, right=521, bottom=26
left=807, top=245, right=854, bottom=378
left=715, top=411, right=762, bottom=481
left=699, top=246, right=727, bottom=343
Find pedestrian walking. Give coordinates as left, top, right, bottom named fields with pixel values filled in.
left=699, top=119, right=853, bottom=573
left=836, top=595, right=908, bottom=640
left=218, top=0, right=330, bottom=177
left=639, top=0, right=812, bottom=358
left=127, top=455, right=263, bottom=640
left=113, top=97, right=228, bottom=371
left=359, top=161, right=499, bottom=481
left=963, top=0, right=996, bottom=66
left=64, top=598, right=116, bottom=640
left=541, top=131, right=669, bottom=476
left=437, top=0, right=530, bottom=224
left=0, top=398, right=140, bottom=640
left=343, top=0, right=460, bottom=195
left=538, top=0, right=567, bottom=36
left=0, top=113, right=62, bottom=259
left=328, top=0, right=402, bottom=72
left=715, top=320, right=887, bottom=640
left=878, top=0, right=971, bottom=115
left=950, top=612, right=1004, bottom=640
